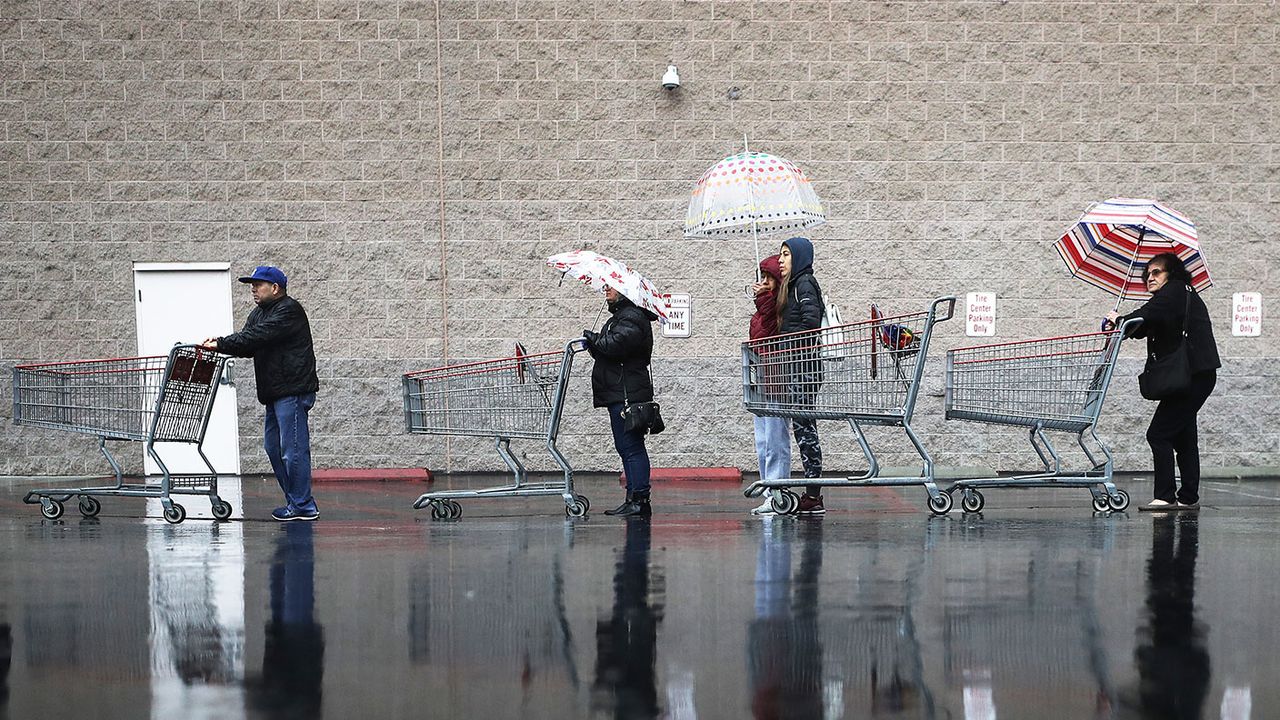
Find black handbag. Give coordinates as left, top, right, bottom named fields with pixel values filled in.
left=1138, top=291, right=1192, bottom=401
left=620, top=364, right=665, bottom=435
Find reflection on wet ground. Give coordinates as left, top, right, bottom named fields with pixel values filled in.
left=1, top=476, right=1278, bottom=719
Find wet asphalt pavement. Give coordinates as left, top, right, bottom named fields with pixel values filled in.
left=1, top=475, right=1278, bottom=719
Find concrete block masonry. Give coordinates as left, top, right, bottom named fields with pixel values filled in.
left=0, top=1, right=1277, bottom=475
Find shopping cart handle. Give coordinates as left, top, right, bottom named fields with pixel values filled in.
left=568, top=337, right=590, bottom=353
left=931, top=296, right=957, bottom=322
left=220, top=359, right=235, bottom=386
left=1101, top=317, right=1142, bottom=334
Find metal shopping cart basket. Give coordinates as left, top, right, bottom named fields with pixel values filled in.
left=15, top=345, right=233, bottom=523
left=742, top=297, right=957, bottom=515
left=941, top=319, right=1140, bottom=513
left=405, top=339, right=589, bottom=519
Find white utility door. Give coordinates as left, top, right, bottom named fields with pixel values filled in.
left=134, top=263, right=241, bottom=476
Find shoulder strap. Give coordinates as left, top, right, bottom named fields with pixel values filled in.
left=619, top=360, right=657, bottom=402
left=1179, top=287, right=1191, bottom=336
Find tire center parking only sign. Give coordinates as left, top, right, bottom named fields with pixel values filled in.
left=965, top=292, right=996, bottom=337
left=1232, top=292, right=1262, bottom=337
left=662, top=294, right=691, bottom=338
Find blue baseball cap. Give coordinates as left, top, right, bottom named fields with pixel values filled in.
left=238, top=265, right=287, bottom=287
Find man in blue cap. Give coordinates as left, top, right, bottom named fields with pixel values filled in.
left=202, top=266, right=321, bottom=521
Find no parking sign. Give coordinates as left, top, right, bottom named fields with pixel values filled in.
left=662, top=294, right=691, bottom=338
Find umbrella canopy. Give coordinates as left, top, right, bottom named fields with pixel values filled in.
left=546, top=250, right=668, bottom=323
left=684, top=151, right=825, bottom=262
left=1054, top=197, right=1212, bottom=302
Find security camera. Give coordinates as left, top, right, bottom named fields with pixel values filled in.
left=662, top=65, right=680, bottom=90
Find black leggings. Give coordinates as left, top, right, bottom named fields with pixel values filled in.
left=1146, top=370, right=1216, bottom=504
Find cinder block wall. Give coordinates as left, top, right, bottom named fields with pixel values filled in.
left=2, top=1, right=1276, bottom=476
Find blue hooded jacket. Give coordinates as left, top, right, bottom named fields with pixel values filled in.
left=779, top=236, right=823, bottom=334
left=783, top=236, right=814, bottom=276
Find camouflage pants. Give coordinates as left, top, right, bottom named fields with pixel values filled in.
left=791, top=418, right=822, bottom=480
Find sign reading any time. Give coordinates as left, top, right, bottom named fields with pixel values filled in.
left=1232, top=292, right=1262, bottom=337
left=662, top=294, right=691, bottom=338
left=965, top=292, right=996, bottom=337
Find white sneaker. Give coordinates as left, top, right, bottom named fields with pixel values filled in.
left=1138, top=499, right=1176, bottom=511
left=750, top=494, right=778, bottom=515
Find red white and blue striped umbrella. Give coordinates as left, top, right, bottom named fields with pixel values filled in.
left=1054, top=197, right=1211, bottom=304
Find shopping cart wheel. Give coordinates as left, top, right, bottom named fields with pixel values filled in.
left=78, top=496, right=102, bottom=518
left=960, top=490, right=985, bottom=514
left=927, top=492, right=953, bottom=516
left=211, top=501, right=234, bottom=521
left=40, top=499, right=65, bottom=520
left=1091, top=495, right=1110, bottom=513
left=163, top=503, right=186, bottom=524
left=772, top=490, right=800, bottom=515
left=446, top=501, right=463, bottom=519
left=1107, top=490, right=1130, bottom=512
left=574, top=494, right=591, bottom=513
left=430, top=502, right=447, bottom=520
left=566, top=499, right=588, bottom=518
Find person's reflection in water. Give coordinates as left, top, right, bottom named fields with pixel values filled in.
left=748, top=519, right=825, bottom=720
left=1, top=622, right=11, bottom=712
left=1131, top=514, right=1209, bottom=719
left=592, top=516, right=663, bottom=719
left=249, top=523, right=325, bottom=719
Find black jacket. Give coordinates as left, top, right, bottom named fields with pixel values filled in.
left=218, top=295, right=320, bottom=404
left=585, top=297, right=655, bottom=408
left=1121, top=282, right=1221, bottom=374
left=779, top=270, right=824, bottom=335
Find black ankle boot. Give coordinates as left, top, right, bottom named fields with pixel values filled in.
left=603, top=492, right=633, bottom=516
left=613, top=492, right=652, bottom=517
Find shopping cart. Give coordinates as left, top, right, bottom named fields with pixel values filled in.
left=405, top=339, right=589, bottom=519
left=742, top=297, right=957, bottom=515
left=941, top=319, right=1140, bottom=513
left=15, top=345, right=233, bottom=523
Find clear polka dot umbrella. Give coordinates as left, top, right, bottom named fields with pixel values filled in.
left=547, top=250, right=669, bottom=323
left=684, top=150, right=826, bottom=264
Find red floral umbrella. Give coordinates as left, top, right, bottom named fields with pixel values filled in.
left=546, top=250, right=668, bottom=322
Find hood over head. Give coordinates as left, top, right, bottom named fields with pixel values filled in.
left=782, top=236, right=814, bottom=275
left=759, top=254, right=782, bottom=282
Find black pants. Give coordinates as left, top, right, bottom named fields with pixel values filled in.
left=1146, top=370, right=1216, bottom=504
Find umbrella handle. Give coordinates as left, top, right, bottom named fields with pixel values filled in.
left=1116, top=227, right=1146, bottom=311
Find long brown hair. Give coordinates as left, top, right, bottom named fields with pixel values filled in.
left=775, top=273, right=791, bottom=325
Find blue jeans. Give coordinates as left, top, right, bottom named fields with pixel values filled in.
left=264, top=393, right=318, bottom=513
left=608, top=402, right=651, bottom=495
left=754, top=415, right=792, bottom=482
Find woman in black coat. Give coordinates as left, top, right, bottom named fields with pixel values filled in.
left=1106, top=252, right=1221, bottom=511
left=583, top=286, right=658, bottom=517
left=777, top=236, right=827, bottom=515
